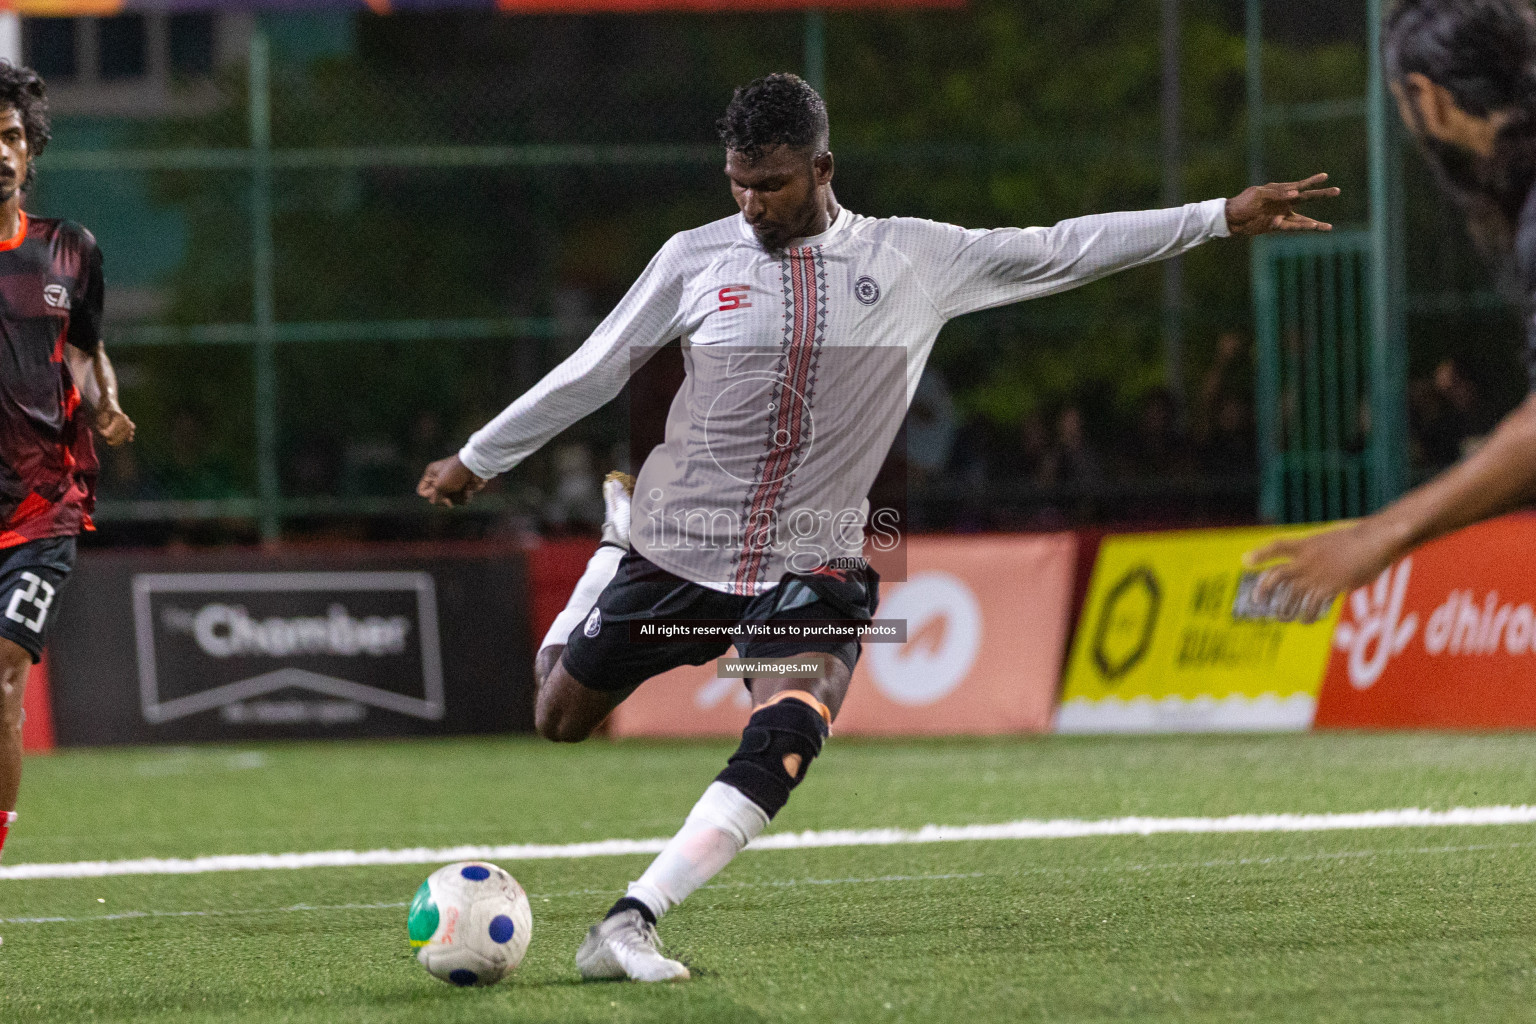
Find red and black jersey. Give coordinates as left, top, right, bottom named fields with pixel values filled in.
left=0, top=211, right=102, bottom=548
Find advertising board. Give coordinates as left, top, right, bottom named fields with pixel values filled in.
left=47, top=544, right=534, bottom=744
left=1056, top=527, right=1338, bottom=733
left=608, top=533, right=1076, bottom=737
left=20, top=657, right=52, bottom=752
left=1315, top=514, right=1536, bottom=729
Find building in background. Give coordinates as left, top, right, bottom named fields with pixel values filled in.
left=21, top=12, right=242, bottom=117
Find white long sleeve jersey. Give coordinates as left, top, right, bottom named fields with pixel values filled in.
left=461, top=199, right=1231, bottom=593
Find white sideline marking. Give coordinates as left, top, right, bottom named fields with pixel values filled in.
left=0, top=901, right=410, bottom=926
left=0, top=872, right=985, bottom=926
left=4, top=805, right=1536, bottom=882
left=8, top=840, right=1535, bottom=928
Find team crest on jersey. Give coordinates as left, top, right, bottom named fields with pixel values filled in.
left=42, top=284, right=70, bottom=310
left=854, top=276, right=880, bottom=305
left=583, top=607, right=602, bottom=638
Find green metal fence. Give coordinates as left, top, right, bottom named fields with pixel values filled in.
left=40, top=10, right=1276, bottom=543
left=1255, top=231, right=1373, bottom=520
left=38, top=4, right=1464, bottom=541
left=1247, top=0, right=1408, bottom=524
left=45, top=29, right=766, bottom=541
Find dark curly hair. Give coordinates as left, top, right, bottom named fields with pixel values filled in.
left=717, top=73, right=829, bottom=161
left=1385, top=0, right=1536, bottom=281
left=0, top=61, right=50, bottom=191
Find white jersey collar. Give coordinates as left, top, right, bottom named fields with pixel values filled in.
left=738, top=205, right=853, bottom=250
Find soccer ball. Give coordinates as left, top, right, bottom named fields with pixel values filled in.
left=408, top=861, right=533, bottom=986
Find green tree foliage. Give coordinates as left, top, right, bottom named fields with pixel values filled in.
left=120, top=1, right=1373, bottom=500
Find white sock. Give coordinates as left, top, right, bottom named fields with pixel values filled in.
left=540, top=544, right=624, bottom=651
left=625, top=782, right=769, bottom=920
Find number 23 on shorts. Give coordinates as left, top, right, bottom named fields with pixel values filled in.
left=5, top=571, right=55, bottom=633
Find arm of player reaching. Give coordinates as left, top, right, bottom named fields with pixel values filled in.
left=1246, top=391, right=1536, bottom=623
left=417, top=238, right=692, bottom=507
left=921, top=175, right=1338, bottom=320
left=64, top=342, right=135, bottom=447
left=62, top=240, right=134, bottom=447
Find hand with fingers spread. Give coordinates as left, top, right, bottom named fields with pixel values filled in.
left=1243, top=521, right=1399, bottom=623
left=1225, top=173, right=1341, bottom=236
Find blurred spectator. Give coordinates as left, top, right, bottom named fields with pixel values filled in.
left=158, top=410, right=240, bottom=500
left=543, top=443, right=602, bottom=532
left=977, top=410, right=1051, bottom=486
left=1411, top=358, right=1495, bottom=467
left=288, top=426, right=345, bottom=498
left=1116, top=387, right=1198, bottom=523
left=1203, top=330, right=1248, bottom=413
left=933, top=413, right=1001, bottom=532
left=905, top=369, right=958, bottom=488
left=606, top=440, right=632, bottom=477
left=96, top=443, right=164, bottom=502
left=1200, top=394, right=1258, bottom=476
left=1195, top=330, right=1257, bottom=476
left=991, top=403, right=1104, bottom=529
left=1043, top=404, right=1105, bottom=487
left=340, top=436, right=403, bottom=496
left=1122, top=386, right=1194, bottom=479
left=406, top=410, right=447, bottom=474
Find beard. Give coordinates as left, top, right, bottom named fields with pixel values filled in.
left=1420, top=131, right=1485, bottom=199
left=1413, top=127, right=1521, bottom=278
left=751, top=193, right=825, bottom=252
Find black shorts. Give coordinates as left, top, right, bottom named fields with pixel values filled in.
left=0, top=536, right=75, bottom=663
left=561, top=549, right=880, bottom=694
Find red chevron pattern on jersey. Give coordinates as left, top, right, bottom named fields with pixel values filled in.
left=733, top=244, right=826, bottom=594
left=0, top=212, right=103, bottom=549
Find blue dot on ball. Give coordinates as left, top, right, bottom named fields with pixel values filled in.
left=488, top=914, right=515, bottom=943
left=460, top=865, right=491, bottom=881
left=448, top=969, right=478, bottom=987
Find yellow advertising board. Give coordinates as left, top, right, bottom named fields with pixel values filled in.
left=1056, top=526, right=1339, bottom=733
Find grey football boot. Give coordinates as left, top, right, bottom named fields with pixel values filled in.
left=575, top=909, right=690, bottom=982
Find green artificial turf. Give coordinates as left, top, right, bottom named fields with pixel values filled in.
left=3, top=733, right=1536, bottom=1022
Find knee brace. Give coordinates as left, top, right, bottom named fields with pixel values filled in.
left=715, top=697, right=829, bottom=820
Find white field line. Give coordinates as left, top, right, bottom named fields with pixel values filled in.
left=4, top=804, right=1536, bottom=882
left=0, top=872, right=988, bottom=926
left=7, top=840, right=1535, bottom=928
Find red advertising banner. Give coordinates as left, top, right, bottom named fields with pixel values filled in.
left=525, top=538, right=605, bottom=648
left=609, top=533, right=1075, bottom=738
left=21, top=656, right=54, bottom=752
left=1315, top=513, right=1536, bottom=729
left=495, top=0, right=962, bottom=10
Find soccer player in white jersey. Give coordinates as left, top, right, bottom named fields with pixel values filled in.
left=418, top=73, right=1338, bottom=982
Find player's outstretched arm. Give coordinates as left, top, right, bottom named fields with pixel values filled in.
left=1223, top=173, right=1340, bottom=235
left=1246, top=393, right=1536, bottom=621
left=64, top=340, right=135, bottom=447
left=919, top=173, right=1340, bottom=320
left=415, top=234, right=696, bottom=508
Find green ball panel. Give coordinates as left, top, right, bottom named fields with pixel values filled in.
left=407, top=879, right=439, bottom=948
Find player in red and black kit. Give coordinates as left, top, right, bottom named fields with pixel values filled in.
left=0, top=61, right=135, bottom=870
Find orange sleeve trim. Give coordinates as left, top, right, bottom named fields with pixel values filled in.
left=755, top=688, right=833, bottom=728
left=0, top=210, right=28, bottom=252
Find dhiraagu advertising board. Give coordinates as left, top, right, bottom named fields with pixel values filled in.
left=1055, top=527, right=1339, bottom=733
